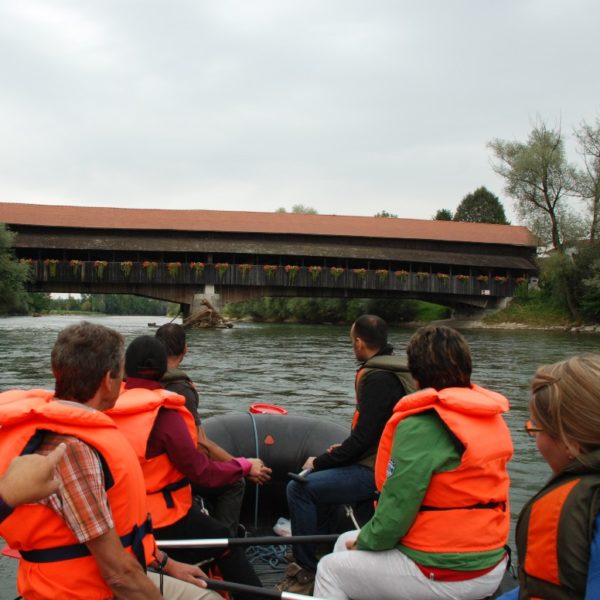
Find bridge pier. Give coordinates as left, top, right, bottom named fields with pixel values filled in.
left=191, top=284, right=222, bottom=313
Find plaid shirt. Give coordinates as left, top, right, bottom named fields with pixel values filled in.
left=38, top=433, right=114, bottom=543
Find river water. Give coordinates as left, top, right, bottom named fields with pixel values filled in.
left=0, top=315, right=599, bottom=597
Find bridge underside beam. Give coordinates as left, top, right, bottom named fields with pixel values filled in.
left=26, top=282, right=509, bottom=313
left=216, top=286, right=507, bottom=311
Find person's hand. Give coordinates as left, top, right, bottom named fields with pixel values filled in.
left=247, top=458, right=272, bottom=485
left=302, top=456, right=316, bottom=470
left=327, top=443, right=341, bottom=453
left=345, top=538, right=358, bottom=551
left=164, top=556, right=209, bottom=588
left=0, top=444, right=66, bottom=507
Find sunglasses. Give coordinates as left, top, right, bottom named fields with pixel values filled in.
left=524, top=420, right=544, bottom=437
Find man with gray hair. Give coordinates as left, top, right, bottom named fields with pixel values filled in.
left=0, top=321, right=219, bottom=600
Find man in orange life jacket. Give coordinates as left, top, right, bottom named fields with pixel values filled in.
left=279, top=314, right=414, bottom=593
left=314, top=325, right=513, bottom=600
left=0, top=322, right=220, bottom=600
left=155, top=322, right=246, bottom=536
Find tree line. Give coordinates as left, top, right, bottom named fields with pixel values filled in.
left=26, top=292, right=173, bottom=316
left=223, top=297, right=448, bottom=324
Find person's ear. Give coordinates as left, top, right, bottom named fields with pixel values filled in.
left=565, top=439, right=583, bottom=460
left=99, top=370, right=114, bottom=393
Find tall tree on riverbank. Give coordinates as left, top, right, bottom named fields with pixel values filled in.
left=489, top=121, right=578, bottom=250
left=453, top=187, right=509, bottom=224
left=0, top=224, right=29, bottom=313
left=574, top=117, right=600, bottom=241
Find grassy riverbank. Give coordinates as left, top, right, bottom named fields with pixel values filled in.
left=483, top=291, right=573, bottom=328
left=483, top=298, right=577, bottom=327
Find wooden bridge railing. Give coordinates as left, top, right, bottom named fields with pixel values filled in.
left=20, top=259, right=527, bottom=298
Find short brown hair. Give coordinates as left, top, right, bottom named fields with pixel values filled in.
left=352, top=315, right=388, bottom=350
left=52, top=321, right=124, bottom=403
left=406, top=325, right=472, bottom=390
left=530, top=354, right=600, bottom=461
left=156, top=323, right=186, bottom=357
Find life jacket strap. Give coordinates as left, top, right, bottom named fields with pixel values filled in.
left=420, top=501, right=506, bottom=512
left=154, top=478, right=190, bottom=509
left=19, top=516, right=153, bottom=566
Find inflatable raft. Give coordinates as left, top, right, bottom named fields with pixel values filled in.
left=203, top=410, right=348, bottom=531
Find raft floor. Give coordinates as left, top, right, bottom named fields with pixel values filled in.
left=246, top=551, right=287, bottom=588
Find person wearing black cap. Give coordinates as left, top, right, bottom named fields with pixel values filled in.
left=109, top=335, right=270, bottom=600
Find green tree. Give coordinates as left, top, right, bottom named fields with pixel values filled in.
left=489, top=121, right=578, bottom=250
left=276, top=205, right=319, bottom=214
left=374, top=210, right=398, bottom=218
left=26, top=292, right=53, bottom=313
left=0, top=224, right=29, bottom=313
left=453, top=187, right=509, bottom=224
left=537, top=242, right=600, bottom=320
left=580, top=254, right=600, bottom=320
left=292, top=205, right=318, bottom=214
left=538, top=252, right=578, bottom=317
left=574, top=117, right=600, bottom=240
left=433, top=209, right=453, bottom=221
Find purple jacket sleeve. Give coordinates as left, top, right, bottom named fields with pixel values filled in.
left=148, top=408, right=250, bottom=488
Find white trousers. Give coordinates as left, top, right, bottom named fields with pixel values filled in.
left=314, top=531, right=506, bottom=600
left=147, top=571, right=222, bottom=600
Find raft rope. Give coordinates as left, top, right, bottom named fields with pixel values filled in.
left=248, top=411, right=260, bottom=530
left=246, top=543, right=289, bottom=569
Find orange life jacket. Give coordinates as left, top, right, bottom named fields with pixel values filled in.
left=0, top=390, right=155, bottom=600
left=108, top=387, right=198, bottom=529
left=375, top=385, right=513, bottom=554
left=515, top=454, right=600, bottom=600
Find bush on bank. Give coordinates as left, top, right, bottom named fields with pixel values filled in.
left=223, top=297, right=450, bottom=324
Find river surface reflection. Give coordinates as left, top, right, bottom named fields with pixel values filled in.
left=0, top=315, right=599, bottom=597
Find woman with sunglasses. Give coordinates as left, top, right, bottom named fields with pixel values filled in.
left=499, top=353, right=600, bottom=600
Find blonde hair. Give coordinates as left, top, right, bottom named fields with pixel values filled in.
left=530, top=354, right=600, bottom=463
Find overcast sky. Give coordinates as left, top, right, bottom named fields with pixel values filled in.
left=1, top=1, right=598, bottom=222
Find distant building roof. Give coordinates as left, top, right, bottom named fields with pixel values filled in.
left=0, top=202, right=537, bottom=247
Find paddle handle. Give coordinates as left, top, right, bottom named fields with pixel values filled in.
left=202, top=576, right=326, bottom=600
left=157, top=533, right=339, bottom=548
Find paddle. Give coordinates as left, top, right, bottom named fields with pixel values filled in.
left=199, top=576, right=326, bottom=599
left=157, top=533, right=340, bottom=548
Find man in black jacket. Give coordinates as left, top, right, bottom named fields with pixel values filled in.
left=278, top=314, right=414, bottom=594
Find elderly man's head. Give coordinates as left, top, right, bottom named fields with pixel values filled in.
left=52, top=321, right=124, bottom=404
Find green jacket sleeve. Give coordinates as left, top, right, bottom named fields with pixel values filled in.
left=357, top=411, right=461, bottom=551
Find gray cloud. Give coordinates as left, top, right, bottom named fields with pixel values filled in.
left=0, top=0, right=598, bottom=221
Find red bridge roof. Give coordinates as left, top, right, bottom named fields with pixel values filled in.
left=0, top=202, right=537, bottom=247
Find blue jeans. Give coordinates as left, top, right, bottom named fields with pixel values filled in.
left=286, top=464, right=378, bottom=571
